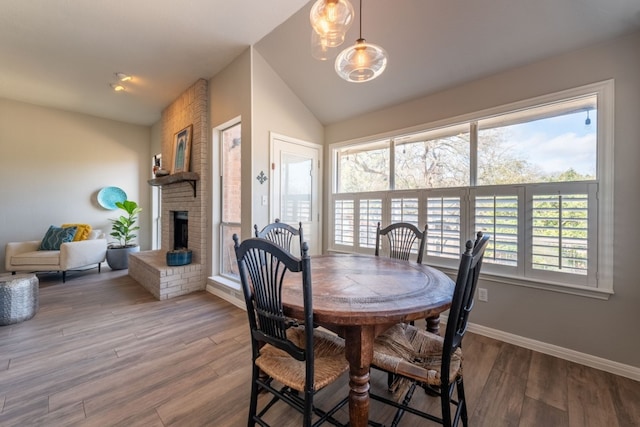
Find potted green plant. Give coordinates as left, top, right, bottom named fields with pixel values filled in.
left=106, top=200, right=142, bottom=270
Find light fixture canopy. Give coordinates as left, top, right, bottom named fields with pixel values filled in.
left=310, top=0, right=354, bottom=48
left=335, top=0, right=387, bottom=83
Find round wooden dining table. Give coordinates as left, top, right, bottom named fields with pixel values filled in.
left=281, top=253, right=455, bottom=427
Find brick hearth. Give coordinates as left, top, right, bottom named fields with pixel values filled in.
left=128, top=250, right=203, bottom=300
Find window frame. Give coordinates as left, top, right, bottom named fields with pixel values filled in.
left=329, top=80, right=614, bottom=299
left=218, top=121, right=242, bottom=281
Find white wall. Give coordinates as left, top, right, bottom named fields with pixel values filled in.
left=150, top=120, right=162, bottom=159
left=323, top=31, right=640, bottom=368
left=208, top=49, right=252, bottom=280
left=251, top=50, right=324, bottom=234
left=0, top=98, right=152, bottom=273
left=208, top=48, right=326, bottom=278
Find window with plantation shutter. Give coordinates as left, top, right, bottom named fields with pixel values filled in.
left=329, top=81, right=613, bottom=297
left=391, top=197, right=419, bottom=225
left=359, top=199, right=382, bottom=248
left=334, top=199, right=354, bottom=246
left=525, top=182, right=597, bottom=286
left=531, top=193, right=589, bottom=275
left=474, top=192, right=519, bottom=268
left=426, top=194, right=461, bottom=259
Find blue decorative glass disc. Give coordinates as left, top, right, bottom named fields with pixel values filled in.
left=97, top=187, right=127, bottom=210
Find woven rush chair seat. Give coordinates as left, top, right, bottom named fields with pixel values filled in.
left=256, top=326, right=348, bottom=392
left=373, top=323, right=462, bottom=397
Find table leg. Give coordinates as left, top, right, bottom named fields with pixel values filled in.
left=344, top=325, right=374, bottom=427
left=426, top=315, right=440, bottom=334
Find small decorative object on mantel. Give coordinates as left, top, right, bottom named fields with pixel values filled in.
left=153, top=154, right=161, bottom=176
left=166, top=249, right=192, bottom=266
left=153, top=154, right=169, bottom=177
left=257, top=171, right=268, bottom=184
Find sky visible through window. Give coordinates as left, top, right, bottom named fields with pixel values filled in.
left=506, top=110, right=597, bottom=177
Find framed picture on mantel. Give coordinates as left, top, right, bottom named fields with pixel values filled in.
left=171, top=125, right=192, bottom=174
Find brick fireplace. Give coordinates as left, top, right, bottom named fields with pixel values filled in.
left=129, top=79, right=209, bottom=300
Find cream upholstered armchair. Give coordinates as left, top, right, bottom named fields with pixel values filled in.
left=5, top=225, right=107, bottom=283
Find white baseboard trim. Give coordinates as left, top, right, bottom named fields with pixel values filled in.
left=465, top=321, right=640, bottom=382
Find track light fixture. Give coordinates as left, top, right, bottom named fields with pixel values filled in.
left=109, top=72, right=132, bottom=92
left=115, top=72, right=132, bottom=82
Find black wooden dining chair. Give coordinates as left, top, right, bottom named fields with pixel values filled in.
left=369, top=232, right=490, bottom=427
left=375, top=222, right=427, bottom=264
left=233, top=235, right=348, bottom=427
left=254, top=218, right=304, bottom=254
left=374, top=221, right=429, bottom=387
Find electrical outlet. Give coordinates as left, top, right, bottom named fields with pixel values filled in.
left=478, top=288, right=488, bottom=302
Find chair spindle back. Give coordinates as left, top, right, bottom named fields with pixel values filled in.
left=375, top=222, right=428, bottom=264
left=233, top=235, right=312, bottom=362
left=254, top=219, right=304, bottom=255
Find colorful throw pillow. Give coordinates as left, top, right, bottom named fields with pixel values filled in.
left=61, top=223, right=92, bottom=241
left=38, top=225, right=77, bottom=250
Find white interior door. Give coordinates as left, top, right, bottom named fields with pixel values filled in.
left=271, top=135, right=322, bottom=256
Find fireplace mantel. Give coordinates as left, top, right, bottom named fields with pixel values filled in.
left=148, top=172, right=200, bottom=197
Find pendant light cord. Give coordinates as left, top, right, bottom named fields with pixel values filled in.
left=359, top=0, right=363, bottom=40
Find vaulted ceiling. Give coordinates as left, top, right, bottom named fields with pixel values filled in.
left=1, top=0, right=639, bottom=126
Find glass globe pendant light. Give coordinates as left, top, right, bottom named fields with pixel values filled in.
left=311, top=29, right=331, bottom=60
left=310, top=0, right=354, bottom=48
left=335, top=0, right=387, bottom=83
left=335, top=39, right=387, bottom=82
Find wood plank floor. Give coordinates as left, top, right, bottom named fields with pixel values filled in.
left=1, top=269, right=638, bottom=426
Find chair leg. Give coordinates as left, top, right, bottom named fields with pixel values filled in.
left=303, top=389, right=313, bottom=427
left=387, top=372, right=395, bottom=390
left=391, top=382, right=416, bottom=427
left=248, top=365, right=260, bottom=427
left=62, top=271, right=66, bottom=283
left=441, top=383, right=453, bottom=427
left=98, top=263, right=101, bottom=273
left=456, top=376, right=468, bottom=427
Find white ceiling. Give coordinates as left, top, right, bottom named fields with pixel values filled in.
left=1, top=0, right=639, bottom=126
left=0, top=0, right=305, bottom=125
